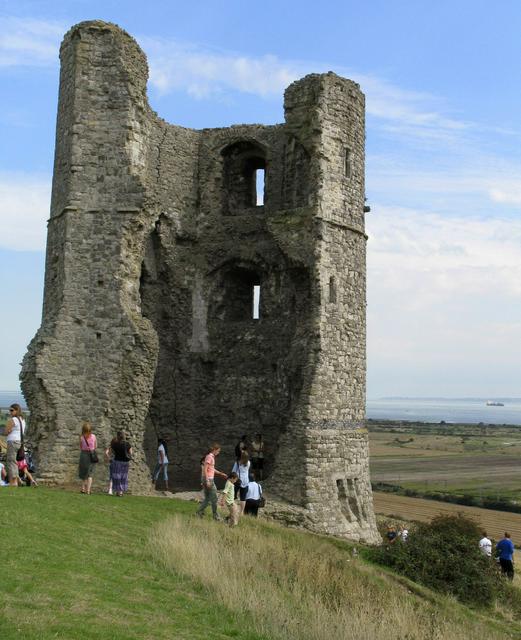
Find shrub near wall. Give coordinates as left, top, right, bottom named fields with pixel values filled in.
left=368, top=514, right=503, bottom=607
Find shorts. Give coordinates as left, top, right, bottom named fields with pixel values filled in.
left=239, top=485, right=249, bottom=501
left=251, top=458, right=264, bottom=470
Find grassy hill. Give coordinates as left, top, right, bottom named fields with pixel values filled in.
left=1, top=488, right=520, bottom=640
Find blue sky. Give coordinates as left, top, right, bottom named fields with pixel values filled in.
left=1, top=0, right=521, bottom=397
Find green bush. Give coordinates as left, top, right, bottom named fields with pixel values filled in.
left=368, top=513, right=503, bottom=608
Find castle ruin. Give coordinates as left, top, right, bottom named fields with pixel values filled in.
left=22, top=21, right=379, bottom=543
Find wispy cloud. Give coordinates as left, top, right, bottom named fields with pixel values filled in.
left=0, top=17, right=63, bottom=67
left=142, top=37, right=301, bottom=99
left=0, top=174, right=51, bottom=251
left=0, top=16, right=476, bottom=147
left=143, top=35, right=472, bottom=146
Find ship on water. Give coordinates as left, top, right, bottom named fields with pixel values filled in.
left=486, top=400, right=505, bottom=406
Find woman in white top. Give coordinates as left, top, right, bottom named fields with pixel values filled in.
left=5, top=403, right=25, bottom=486
left=232, top=451, right=250, bottom=514
left=152, top=438, right=169, bottom=490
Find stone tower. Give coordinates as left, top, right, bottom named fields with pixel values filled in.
left=22, top=21, right=379, bottom=543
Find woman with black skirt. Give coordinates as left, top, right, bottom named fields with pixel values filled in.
left=106, top=431, right=132, bottom=497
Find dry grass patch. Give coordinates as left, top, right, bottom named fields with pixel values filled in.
left=149, top=515, right=514, bottom=640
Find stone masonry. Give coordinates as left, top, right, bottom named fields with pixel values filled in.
left=22, top=21, right=380, bottom=543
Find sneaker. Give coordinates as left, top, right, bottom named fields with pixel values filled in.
left=213, top=515, right=222, bottom=522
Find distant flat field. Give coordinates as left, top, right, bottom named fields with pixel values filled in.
left=373, top=492, right=521, bottom=541
left=369, top=428, right=521, bottom=496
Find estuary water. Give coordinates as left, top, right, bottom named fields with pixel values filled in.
left=3, top=391, right=521, bottom=426
left=367, top=397, right=521, bottom=426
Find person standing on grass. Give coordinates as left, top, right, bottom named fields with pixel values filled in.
left=196, top=443, right=227, bottom=521
left=232, top=451, right=251, bottom=514
left=220, top=472, right=239, bottom=526
left=479, top=531, right=492, bottom=557
left=5, top=403, right=25, bottom=486
left=152, top=438, right=169, bottom=490
left=79, top=421, right=97, bottom=494
left=107, top=431, right=132, bottom=497
left=496, top=532, right=515, bottom=580
left=244, top=472, right=263, bottom=517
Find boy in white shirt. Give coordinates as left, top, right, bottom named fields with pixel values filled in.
left=479, top=532, right=492, bottom=557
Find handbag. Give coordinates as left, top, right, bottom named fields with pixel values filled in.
left=83, top=436, right=99, bottom=464
left=259, top=496, right=266, bottom=508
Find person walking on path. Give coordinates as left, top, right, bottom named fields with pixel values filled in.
left=79, top=422, right=97, bottom=494
left=496, top=532, right=515, bottom=580
left=232, top=451, right=251, bottom=514
left=152, top=438, right=169, bottom=490
left=244, top=472, right=263, bottom=517
left=221, top=472, right=239, bottom=526
left=106, top=431, right=132, bottom=497
left=479, top=531, right=492, bottom=557
left=196, top=443, right=227, bottom=520
left=5, top=404, right=25, bottom=486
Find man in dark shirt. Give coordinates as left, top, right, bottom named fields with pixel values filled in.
left=496, top=532, right=515, bottom=580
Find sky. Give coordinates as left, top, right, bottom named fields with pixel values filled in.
left=1, top=0, right=521, bottom=398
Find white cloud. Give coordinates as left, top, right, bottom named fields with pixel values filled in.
left=0, top=16, right=490, bottom=149
left=489, top=186, right=521, bottom=206
left=0, top=17, right=63, bottom=67
left=367, top=205, right=521, bottom=394
left=0, top=174, right=51, bottom=251
left=142, top=37, right=303, bottom=99
left=143, top=36, right=472, bottom=146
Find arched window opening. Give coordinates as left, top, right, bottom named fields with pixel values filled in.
left=215, top=267, right=262, bottom=321
left=222, top=141, right=267, bottom=214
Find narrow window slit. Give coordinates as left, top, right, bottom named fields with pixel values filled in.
left=255, top=169, right=265, bottom=206
left=328, top=276, right=337, bottom=304
left=253, top=284, right=261, bottom=319
left=344, top=148, right=352, bottom=179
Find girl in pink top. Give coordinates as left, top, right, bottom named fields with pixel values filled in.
left=79, top=421, right=97, bottom=494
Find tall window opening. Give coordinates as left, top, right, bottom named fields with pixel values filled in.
left=255, top=169, right=265, bottom=206
left=214, top=266, right=261, bottom=322
left=253, top=284, right=261, bottom=319
left=222, top=141, right=267, bottom=214
left=328, top=276, right=337, bottom=304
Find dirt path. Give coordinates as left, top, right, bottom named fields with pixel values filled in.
left=373, top=491, right=521, bottom=541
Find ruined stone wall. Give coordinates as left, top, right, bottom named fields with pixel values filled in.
left=22, top=20, right=379, bottom=542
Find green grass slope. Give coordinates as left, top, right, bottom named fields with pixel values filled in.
left=1, top=488, right=519, bottom=639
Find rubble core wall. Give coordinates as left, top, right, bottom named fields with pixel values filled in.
left=22, top=20, right=379, bottom=542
